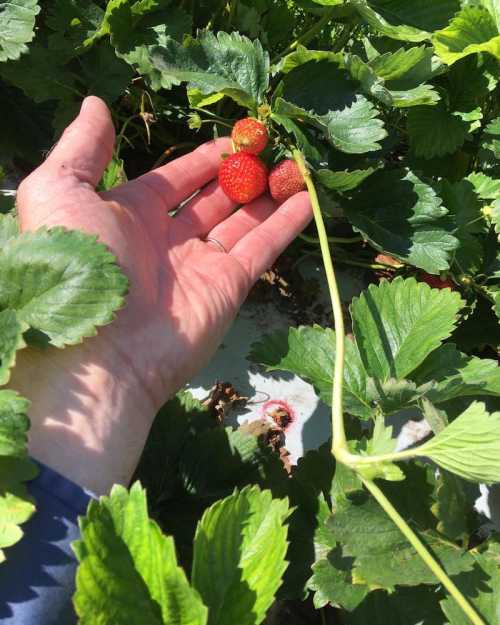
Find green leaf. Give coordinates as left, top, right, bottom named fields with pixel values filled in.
left=440, top=178, right=486, bottom=273
left=279, top=59, right=387, bottom=153
left=114, top=7, right=192, bottom=91
left=361, top=415, right=404, bottom=481
left=0, top=390, right=30, bottom=458
left=467, top=172, right=500, bottom=200
left=433, top=5, right=500, bottom=66
left=150, top=31, right=269, bottom=111
left=179, top=426, right=287, bottom=498
left=0, top=213, right=18, bottom=247
left=353, top=0, right=460, bottom=42
left=411, top=343, right=500, bottom=404
left=431, top=471, right=474, bottom=542
left=407, top=103, right=469, bottom=158
left=0, top=0, right=40, bottom=62
left=0, top=390, right=36, bottom=562
left=191, top=485, right=291, bottom=625
left=330, top=445, right=364, bottom=511
left=440, top=539, right=500, bottom=625
left=345, top=170, right=459, bottom=273
left=420, top=397, right=449, bottom=434
left=441, top=180, right=484, bottom=234
left=485, top=116, right=500, bottom=135
left=83, top=0, right=161, bottom=47
left=345, top=54, right=393, bottom=106
left=0, top=228, right=128, bottom=347
left=316, top=167, right=378, bottom=193
left=98, top=153, right=127, bottom=191
left=351, top=277, right=463, bottom=380
left=73, top=482, right=207, bottom=625
left=345, top=53, right=440, bottom=108
left=321, top=99, right=387, bottom=154
left=78, top=43, right=134, bottom=104
left=249, top=326, right=374, bottom=420
left=418, top=401, right=500, bottom=483
left=345, top=586, right=445, bottom=625
left=366, top=377, right=432, bottom=416
left=384, top=46, right=445, bottom=91
left=271, top=113, right=324, bottom=163
left=46, top=0, right=104, bottom=55
left=282, top=444, right=335, bottom=600
left=389, top=83, right=440, bottom=108
left=369, top=45, right=432, bottom=81
left=352, top=1, right=426, bottom=42
left=327, top=493, right=474, bottom=588
left=0, top=309, right=26, bottom=386
left=309, top=545, right=369, bottom=611
left=0, top=44, right=79, bottom=104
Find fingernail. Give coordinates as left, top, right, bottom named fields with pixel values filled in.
left=80, top=96, right=92, bottom=115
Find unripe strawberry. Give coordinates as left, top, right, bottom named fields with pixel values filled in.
left=232, top=118, right=269, bottom=155
left=419, top=273, right=454, bottom=290
left=269, top=159, right=306, bottom=204
left=219, top=152, right=268, bottom=204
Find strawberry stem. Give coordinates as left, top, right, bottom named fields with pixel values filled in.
left=292, top=150, right=347, bottom=453
left=362, top=478, right=484, bottom=625
left=293, top=149, right=484, bottom=625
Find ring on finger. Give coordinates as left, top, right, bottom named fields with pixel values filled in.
left=204, top=236, right=227, bottom=254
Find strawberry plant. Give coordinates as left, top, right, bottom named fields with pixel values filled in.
left=2, top=0, right=500, bottom=624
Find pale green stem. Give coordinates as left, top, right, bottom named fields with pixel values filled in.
left=362, top=478, right=485, bottom=625
left=341, top=446, right=421, bottom=468
left=299, top=233, right=363, bottom=245
left=294, top=149, right=485, bottom=625
left=293, top=150, right=347, bottom=452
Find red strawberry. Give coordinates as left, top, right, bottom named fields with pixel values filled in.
left=232, top=118, right=269, bottom=155
left=419, top=273, right=454, bottom=290
left=269, top=159, right=306, bottom=204
left=219, top=152, right=268, bottom=204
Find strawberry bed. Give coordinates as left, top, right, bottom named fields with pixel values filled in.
left=2, top=1, right=500, bottom=624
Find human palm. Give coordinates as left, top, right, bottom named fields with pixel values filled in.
left=12, top=97, right=311, bottom=492
left=17, top=96, right=312, bottom=401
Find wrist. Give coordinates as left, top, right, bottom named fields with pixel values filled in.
left=9, top=332, right=161, bottom=495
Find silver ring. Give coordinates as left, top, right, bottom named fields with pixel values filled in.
left=204, top=237, right=227, bottom=254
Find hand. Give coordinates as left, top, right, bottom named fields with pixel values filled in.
left=11, top=97, right=311, bottom=494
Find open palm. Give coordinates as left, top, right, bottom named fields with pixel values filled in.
left=12, top=97, right=311, bottom=491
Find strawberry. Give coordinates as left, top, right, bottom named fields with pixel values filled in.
left=219, top=152, right=268, bottom=204
left=269, top=159, right=306, bottom=204
left=232, top=118, right=269, bottom=155
left=419, top=273, right=454, bottom=290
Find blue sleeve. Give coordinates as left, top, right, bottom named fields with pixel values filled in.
left=0, top=462, right=93, bottom=625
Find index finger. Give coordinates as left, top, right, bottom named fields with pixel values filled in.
left=131, top=138, right=232, bottom=211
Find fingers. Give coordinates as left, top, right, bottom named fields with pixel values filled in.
left=133, top=138, right=232, bottom=211
left=44, top=96, right=115, bottom=187
left=230, top=191, right=312, bottom=282
left=176, top=180, right=237, bottom=237
left=205, top=195, right=276, bottom=252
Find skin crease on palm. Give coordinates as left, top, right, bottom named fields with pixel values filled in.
left=10, top=96, right=312, bottom=494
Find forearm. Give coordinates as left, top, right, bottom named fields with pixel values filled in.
left=9, top=334, right=159, bottom=495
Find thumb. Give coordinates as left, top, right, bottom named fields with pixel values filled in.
left=44, top=96, right=115, bottom=187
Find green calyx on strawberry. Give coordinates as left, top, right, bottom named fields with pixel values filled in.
left=269, top=159, right=306, bottom=204
left=219, top=152, right=268, bottom=204
left=231, top=118, right=269, bottom=155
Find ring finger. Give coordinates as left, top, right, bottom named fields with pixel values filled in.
left=204, top=194, right=277, bottom=253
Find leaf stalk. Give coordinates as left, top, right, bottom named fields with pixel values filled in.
left=293, top=149, right=485, bottom=625
left=362, top=478, right=484, bottom=625
left=293, top=150, right=347, bottom=452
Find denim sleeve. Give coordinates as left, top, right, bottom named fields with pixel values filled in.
left=0, top=462, right=93, bottom=625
